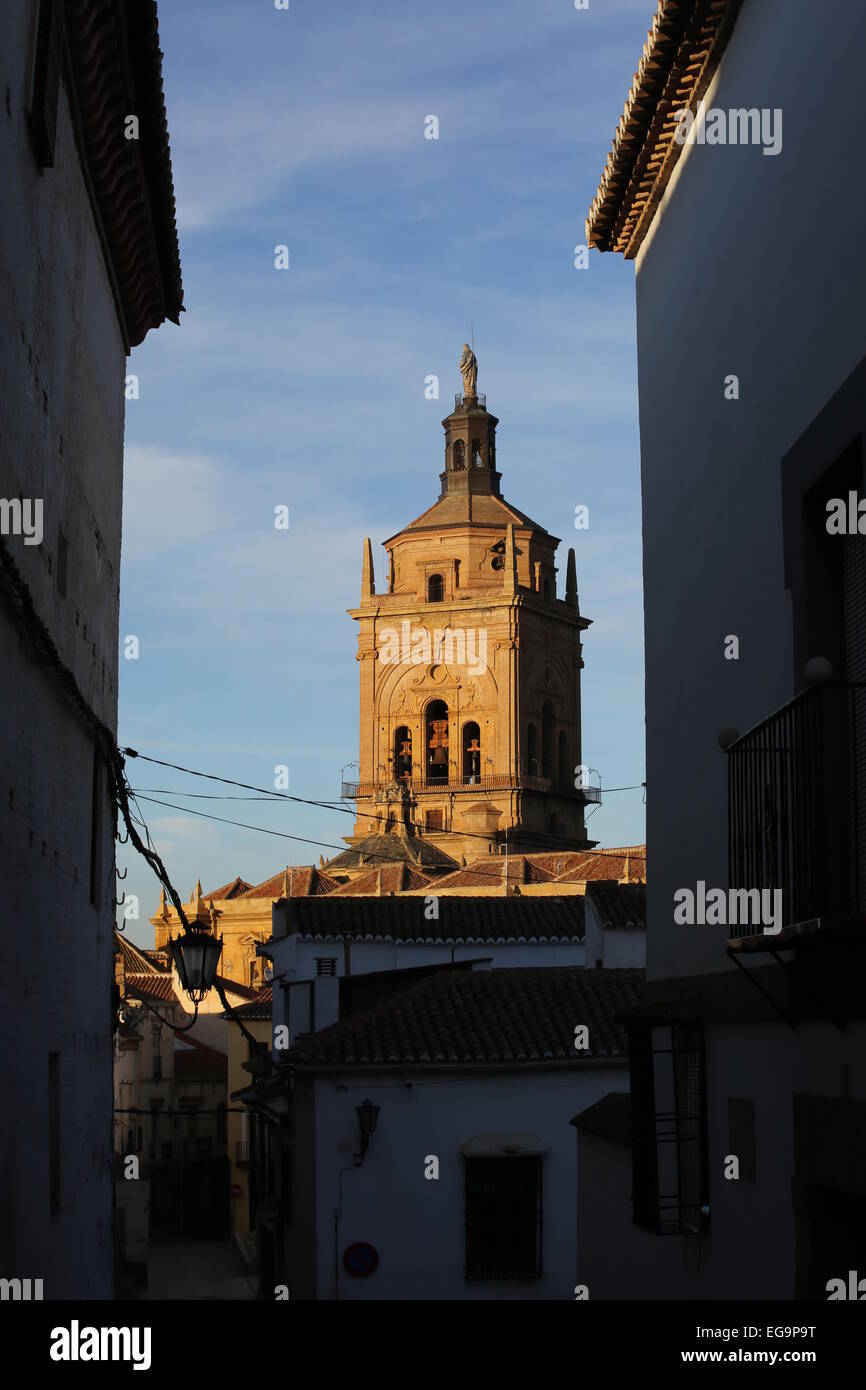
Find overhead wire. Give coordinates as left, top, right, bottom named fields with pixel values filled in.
left=122, top=747, right=645, bottom=891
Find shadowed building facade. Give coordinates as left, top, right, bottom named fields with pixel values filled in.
left=346, top=360, right=598, bottom=864
left=0, top=1, right=181, bottom=1296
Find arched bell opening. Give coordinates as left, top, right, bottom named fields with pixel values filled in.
left=426, top=699, right=449, bottom=784
left=462, top=722, right=481, bottom=785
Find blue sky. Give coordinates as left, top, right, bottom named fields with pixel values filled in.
left=118, top=0, right=654, bottom=945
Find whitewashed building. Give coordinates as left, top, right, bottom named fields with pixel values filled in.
left=239, top=962, right=641, bottom=1300
left=579, top=0, right=866, bottom=1298
left=263, top=895, right=587, bottom=1012
left=0, top=1, right=181, bottom=1296
left=584, top=882, right=645, bottom=970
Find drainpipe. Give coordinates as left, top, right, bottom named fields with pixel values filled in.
left=333, top=1164, right=361, bottom=1301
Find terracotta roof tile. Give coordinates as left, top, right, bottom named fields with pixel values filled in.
left=241, top=866, right=340, bottom=899
left=417, top=856, right=536, bottom=891
left=286, top=967, right=643, bottom=1066
left=125, top=972, right=177, bottom=1004
left=331, top=863, right=431, bottom=896
left=389, top=491, right=550, bottom=540
left=65, top=0, right=183, bottom=345
left=325, top=834, right=458, bottom=873
left=587, top=882, right=646, bottom=931
left=116, top=932, right=168, bottom=976
left=204, top=876, right=253, bottom=901
left=225, top=987, right=273, bottom=1022
left=282, top=895, right=584, bottom=943
left=586, top=0, right=745, bottom=258
left=430, top=850, right=645, bottom=890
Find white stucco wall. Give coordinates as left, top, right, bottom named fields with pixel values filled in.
left=600, top=929, right=644, bottom=970
left=266, top=933, right=586, bottom=1039
left=0, top=6, right=128, bottom=1297
left=633, top=0, right=866, bottom=984
left=311, top=1062, right=629, bottom=1301
left=584, top=895, right=645, bottom=969
left=579, top=1018, right=866, bottom=1299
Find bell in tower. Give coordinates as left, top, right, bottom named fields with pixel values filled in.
left=427, top=699, right=449, bottom=783
left=342, top=340, right=596, bottom=867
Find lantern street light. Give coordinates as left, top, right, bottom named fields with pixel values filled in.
left=355, top=1099, right=380, bottom=1161
left=169, top=927, right=223, bottom=1004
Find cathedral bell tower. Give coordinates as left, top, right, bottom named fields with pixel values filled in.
left=345, top=347, right=595, bottom=863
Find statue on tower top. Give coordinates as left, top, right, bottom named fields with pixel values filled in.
left=459, top=342, right=478, bottom=399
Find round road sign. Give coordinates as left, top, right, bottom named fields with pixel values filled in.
left=343, top=1242, right=379, bottom=1277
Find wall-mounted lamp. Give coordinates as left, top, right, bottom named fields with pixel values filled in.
left=355, top=1099, right=380, bottom=1161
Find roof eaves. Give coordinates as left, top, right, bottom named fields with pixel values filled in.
left=64, top=0, right=183, bottom=346
left=586, top=0, right=745, bottom=259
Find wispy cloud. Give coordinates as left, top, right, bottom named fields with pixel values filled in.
left=119, top=0, right=650, bottom=923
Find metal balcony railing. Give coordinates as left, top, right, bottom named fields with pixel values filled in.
left=455, top=392, right=486, bottom=409
left=726, top=682, right=866, bottom=935
left=341, top=773, right=600, bottom=800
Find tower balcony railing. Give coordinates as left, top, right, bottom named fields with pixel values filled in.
left=341, top=773, right=602, bottom=800
left=726, top=681, right=866, bottom=937
left=454, top=392, right=486, bottom=410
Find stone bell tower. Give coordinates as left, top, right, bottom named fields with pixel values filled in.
left=345, top=348, right=595, bottom=863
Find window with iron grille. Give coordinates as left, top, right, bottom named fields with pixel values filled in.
left=464, top=1156, right=543, bottom=1280
left=315, top=957, right=337, bottom=977
left=630, top=1022, right=709, bottom=1235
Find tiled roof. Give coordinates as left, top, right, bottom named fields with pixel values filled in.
left=125, top=972, right=178, bottom=1004
left=431, top=849, right=645, bottom=890
left=286, top=967, right=643, bottom=1066
left=124, top=968, right=259, bottom=1008
left=116, top=932, right=168, bottom=976
left=586, top=0, right=745, bottom=257
left=528, top=850, right=644, bottom=872
left=204, top=876, right=253, bottom=901
left=281, top=895, right=585, bottom=944
left=241, top=866, right=340, bottom=899
left=586, top=881, right=646, bottom=931
left=331, top=863, right=432, bottom=896
left=325, top=834, right=458, bottom=873
left=388, top=490, right=550, bottom=540
left=225, top=987, right=273, bottom=1022
left=563, top=852, right=645, bottom=884
left=410, top=856, right=552, bottom=891
left=65, top=0, right=183, bottom=345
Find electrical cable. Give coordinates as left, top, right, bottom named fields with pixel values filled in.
left=123, top=748, right=645, bottom=878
